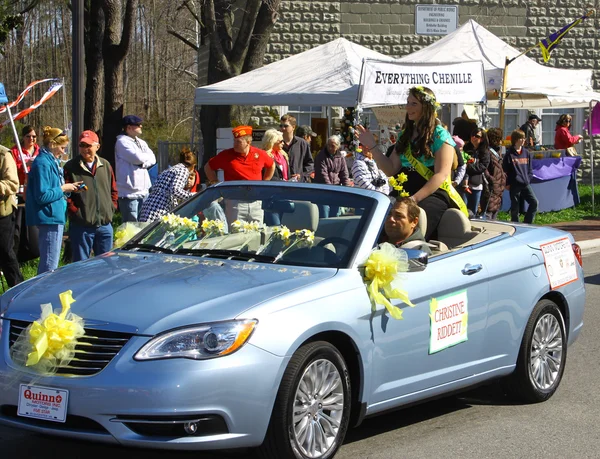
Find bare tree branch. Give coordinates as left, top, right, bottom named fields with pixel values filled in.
left=167, top=28, right=198, bottom=51
left=230, top=0, right=261, bottom=64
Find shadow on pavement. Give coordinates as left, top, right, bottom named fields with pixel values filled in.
left=584, top=273, right=600, bottom=285
left=343, top=382, right=516, bottom=445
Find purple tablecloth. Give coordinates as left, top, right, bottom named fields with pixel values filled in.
left=501, top=155, right=581, bottom=213
left=532, top=156, right=582, bottom=181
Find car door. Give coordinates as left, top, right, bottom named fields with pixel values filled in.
left=367, top=246, right=490, bottom=410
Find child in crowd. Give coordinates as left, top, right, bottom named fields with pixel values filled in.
left=451, top=135, right=467, bottom=191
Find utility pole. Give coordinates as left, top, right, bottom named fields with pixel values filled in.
left=72, top=0, right=84, bottom=154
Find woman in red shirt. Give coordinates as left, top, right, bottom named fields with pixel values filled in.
left=554, top=114, right=583, bottom=150
left=10, top=125, right=40, bottom=187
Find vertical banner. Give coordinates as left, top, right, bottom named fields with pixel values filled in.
left=358, top=60, right=486, bottom=107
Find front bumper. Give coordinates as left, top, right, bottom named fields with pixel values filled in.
left=0, top=328, right=287, bottom=451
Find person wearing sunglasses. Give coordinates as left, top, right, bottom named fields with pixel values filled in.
left=10, top=125, right=40, bottom=188
left=115, top=114, right=156, bottom=222
left=554, top=114, right=583, bottom=152
left=63, top=130, right=118, bottom=261
left=26, top=126, right=83, bottom=274
left=9, top=125, right=41, bottom=264
left=460, top=128, right=491, bottom=216
left=279, top=114, right=314, bottom=182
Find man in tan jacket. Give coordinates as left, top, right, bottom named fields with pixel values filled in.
left=0, top=145, right=23, bottom=287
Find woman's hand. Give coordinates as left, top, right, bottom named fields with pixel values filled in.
left=62, top=181, right=83, bottom=193
left=355, top=124, right=376, bottom=150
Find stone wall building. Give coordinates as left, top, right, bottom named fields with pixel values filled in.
left=251, top=0, right=599, bottom=181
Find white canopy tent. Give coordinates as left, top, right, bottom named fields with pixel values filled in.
left=397, top=19, right=600, bottom=108
left=194, top=38, right=391, bottom=107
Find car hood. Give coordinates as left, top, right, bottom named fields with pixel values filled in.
left=2, top=251, right=335, bottom=335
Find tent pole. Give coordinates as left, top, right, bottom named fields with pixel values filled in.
left=590, top=100, right=595, bottom=214
left=499, top=56, right=509, bottom=134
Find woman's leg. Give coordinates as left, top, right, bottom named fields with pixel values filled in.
left=37, top=224, right=64, bottom=274
left=467, top=189, right=482, bottom=215
left=419, top=194, right=450, bottom=241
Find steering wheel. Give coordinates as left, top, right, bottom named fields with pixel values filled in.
left=316, top=236, right=351, bottom=252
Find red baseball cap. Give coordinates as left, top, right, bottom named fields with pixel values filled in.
left=79, top=130, right=99, bottom=145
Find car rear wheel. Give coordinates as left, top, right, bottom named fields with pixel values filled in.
left=504, top=299, right=567, bottom=403
left=258, top=341, right=351, bottom=459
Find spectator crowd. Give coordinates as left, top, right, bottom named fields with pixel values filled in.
left=0, top=85, right=584, bottom=289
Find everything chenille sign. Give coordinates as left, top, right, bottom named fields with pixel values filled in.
left=358, top=60, right=486, bottom=107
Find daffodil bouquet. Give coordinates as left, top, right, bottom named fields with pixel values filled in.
left=201, top=218, right=225, bottom=237
left=162, top=214, right=199, bottom=231
left=256, top=225, right=315, bottom=261
left=150, top=213, right=201, bottom=249
left=231, top=220, right=265, bottom=234
left=388, top=172, right=410, bottom=197
left=230, top=220, right=266, bottom=251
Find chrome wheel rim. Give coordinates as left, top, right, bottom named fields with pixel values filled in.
left=529, top=313, right=563, bottom=390
left=292, top=358, right=345, bottom=458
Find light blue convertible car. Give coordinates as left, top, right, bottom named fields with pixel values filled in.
left=0, top=181, right=586, bottom=459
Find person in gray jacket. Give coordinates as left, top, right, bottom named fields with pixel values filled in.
left=115, top=115, right=156, bottom=222
left=314, top=135, right=352, bottom=218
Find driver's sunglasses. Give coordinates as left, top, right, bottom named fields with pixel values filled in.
left=279, top=124, right=290, bottom=129
left=79, top=142, right=94, bottom=148
left=472, top=134, right=483, bottom=139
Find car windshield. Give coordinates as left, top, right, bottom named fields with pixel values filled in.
left=122, top=183, right=375, bottom=268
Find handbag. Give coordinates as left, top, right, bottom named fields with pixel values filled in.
left=566, top=146, right=578, bottom=156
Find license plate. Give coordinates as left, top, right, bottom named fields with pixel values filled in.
left=17, top=384, right=69, bottom=423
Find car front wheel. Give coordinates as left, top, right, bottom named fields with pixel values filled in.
left=505, top=299, right=567, bottom=403
left=258, top=341, right=351, bottom=459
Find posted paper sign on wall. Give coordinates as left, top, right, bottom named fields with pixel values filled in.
left=359, top=60, right=486, bottom=107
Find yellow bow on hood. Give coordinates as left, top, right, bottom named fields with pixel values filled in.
left=25, top=290, right=85, bottom=368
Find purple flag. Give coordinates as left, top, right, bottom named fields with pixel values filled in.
left=583, top=102, right=600, bottom=135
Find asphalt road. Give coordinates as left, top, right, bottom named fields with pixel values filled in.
left=1, top=254, right=599, bottom=459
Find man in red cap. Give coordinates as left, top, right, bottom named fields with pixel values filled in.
left=204, top=125, right=275, bottom=223
left=63, top=130, right=118, bottom=261
left=204, top=125, right=275, bottom=182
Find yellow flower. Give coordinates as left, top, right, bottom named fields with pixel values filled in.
left=163, top=213, right=198, bottom=231
left=398, top=172, right=408, bottom=183
left=363, top=243, right=414, bottom=320
left=400, top=191, right=410, bottom=197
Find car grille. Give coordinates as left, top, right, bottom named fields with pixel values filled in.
left=8, top=319, right=133, bottom=377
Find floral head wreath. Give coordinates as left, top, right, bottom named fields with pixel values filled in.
left=413, top=86, right=441, bottom=111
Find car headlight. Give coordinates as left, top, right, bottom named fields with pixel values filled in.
left=134, top=319, right=257, bottom=361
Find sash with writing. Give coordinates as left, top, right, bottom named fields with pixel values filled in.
left=403, top=145, right=469, bottom=217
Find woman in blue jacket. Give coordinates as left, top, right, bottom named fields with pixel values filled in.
left=26, top=126, right=81, bottom=274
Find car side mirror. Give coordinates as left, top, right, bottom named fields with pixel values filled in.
left=403, top=248, right=428, bottom=272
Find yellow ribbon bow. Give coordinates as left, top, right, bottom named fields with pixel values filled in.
left=26, top=290, right=85, bottom=367
left=364, top=243, right=415, bottom=320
